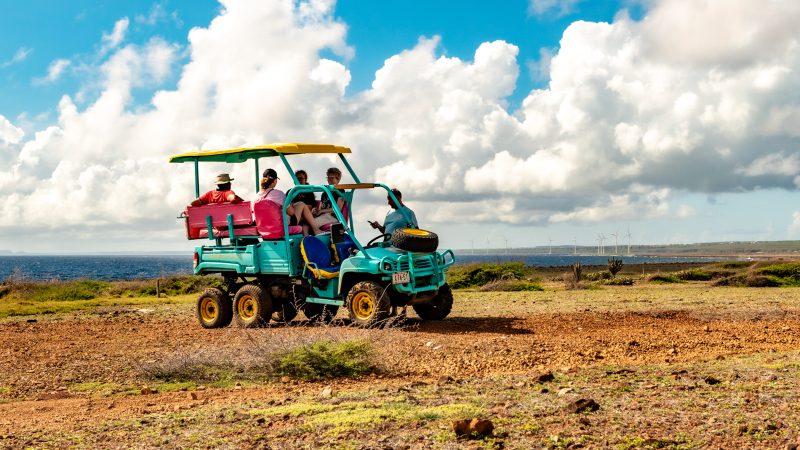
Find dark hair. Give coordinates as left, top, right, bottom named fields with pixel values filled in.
left=326, top=167, right=341, bottom=177
left=262, top=168, right=278, bottom=179
left=260, top=176, right=277, bottom=191
left=295, top=169, right=307, bottom=178
left=390, top=188, right=402, bottom=199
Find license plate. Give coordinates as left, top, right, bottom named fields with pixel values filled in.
left=392, top=271, right=410, bottom=285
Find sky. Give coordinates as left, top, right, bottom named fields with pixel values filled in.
left=1, top=0, right=800, bottom=253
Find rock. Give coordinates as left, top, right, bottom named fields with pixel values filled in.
left=534, top=371, right=554, bottom=383
left=452, top=418, right=494, bottom=438
left=627, top=340, right=639, bottom=347
left=189, top=392, right=198, bottom=400
left=320, top=385, right=333, bottom=398
left=141, top=386, right=156, bottom=395
left=667, top=348, right=677, bottom=355
left=256, top=417, right=267, bottom=425
left=557, top=387, right=573, bottom=397
left=703, top=325, right=712, bottom=332
left=281, top=376, right=291, bottom=383
left=565, top=398, right=600, bottom=414
left=452, top=419, right=471, bottom=436
left=26, top=319, right=37, bottom=323
left=469, top=419, right=494, bottom=436
left=703, top=376, right=721, bottom=385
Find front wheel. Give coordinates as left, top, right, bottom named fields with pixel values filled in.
left=346, top=280, right=391, bottom=328
left=196, top=288, right=232, bottom=328
left=413, top=283, right=453, bottom=320
left=233, top=284, right=272, bottom=328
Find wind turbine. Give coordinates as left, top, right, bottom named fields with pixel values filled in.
left=503, top=236, right=509, bottom=254
left=599, top=233, right=606, bottom=255
left=596, top=234, right=602, bottom=255
left=624, top=228, right=632, bottom=254
left=610, top=230, right=619, bottom=255
left=485, top=237, right=490, bottom=255
left=573, top=237, right=577, bottom=255
left=548, top=237, right=553, bottom=255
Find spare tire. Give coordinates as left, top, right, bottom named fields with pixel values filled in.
left=391, top=228, right=438, bottom=253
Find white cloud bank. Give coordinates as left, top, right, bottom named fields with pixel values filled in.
left=2, top=0, right=800, bottom=249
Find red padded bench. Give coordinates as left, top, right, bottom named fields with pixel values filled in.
left=185, top=202, right=259, bottom=240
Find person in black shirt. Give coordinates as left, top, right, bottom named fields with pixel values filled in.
left=293, top=170, right=317, bottom=207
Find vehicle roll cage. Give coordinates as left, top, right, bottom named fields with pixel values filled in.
left=169, top=144, right=415, bottom=256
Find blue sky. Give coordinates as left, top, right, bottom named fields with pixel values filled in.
left=1, top=0, right=800, bottom=253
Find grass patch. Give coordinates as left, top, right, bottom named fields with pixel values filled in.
left=253, top=400, right=483, bottom=434
left=140, top=338, right=377, bottom=385
left=480, top=280, right=544, bottom=292
left=0, top=296, right=187, bottom=319
left=275, top=340, right=374, bottom=381
left=448, top=262, right=528, bottom=289
left=647, top=274, right=685, bottom=284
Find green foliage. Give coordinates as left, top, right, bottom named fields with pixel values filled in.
left=448, top=263, right=527, bottom=289
left=607, top=258, right=624, bottom=278
left=756, top=263, right=800, bottom=280
left=676, top=269, right=713, bottom=281
left=276, top=340, right=374, bottom=381
left=604, top=277, right=634, bottom=286
left=3, top=275, right=223, bottom=302
left=25, top=280, right=110, bottom=302
left=584, top=271, right=612, bottom=282
left=647, top=274, right=684, bottom=284
left=480, top=280, right=544, bottom=292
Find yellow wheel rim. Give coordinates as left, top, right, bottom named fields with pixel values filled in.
left=352, top=292, right=375, bottom=321
left=237, top=294, right=257, bottom=320
left=403, top=228, right=430, bottom=236
left=200, top=297, right=218, bottom=322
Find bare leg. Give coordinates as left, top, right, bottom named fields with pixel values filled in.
left=300, top=205, right=323, bottom=235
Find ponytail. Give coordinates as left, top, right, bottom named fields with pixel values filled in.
left=260, top=176, right=276, bottom=191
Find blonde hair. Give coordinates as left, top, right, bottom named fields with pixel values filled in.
left=260, top=176, right=276, bottom=191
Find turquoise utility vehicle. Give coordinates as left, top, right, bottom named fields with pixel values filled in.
left=169, top=143, right=455, bottom=328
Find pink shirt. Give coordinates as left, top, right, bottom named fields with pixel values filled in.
left=256, top=189, right=286, bottom=207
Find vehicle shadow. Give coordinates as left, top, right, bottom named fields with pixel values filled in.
left=279, top=316, right=532, bottom=335
left=397, top=316, right=533, bottom=335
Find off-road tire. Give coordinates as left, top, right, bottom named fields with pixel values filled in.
left=302, top=302, right=339, bottom=324
left=272, top=300, right=299, bottom=323
left=391, top=228, right=438, bottom=253
left=413, top=283, right=453, bottom=320
left=233, top=284, right=272, bottom=328
left=196, top=288, right=232, bottom=328
left=346, top=280, right=392, bottom=328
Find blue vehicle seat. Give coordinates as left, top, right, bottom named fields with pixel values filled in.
left=331, top=233, right=357, bottom=263
left=300, top=236, right=340, bottom=279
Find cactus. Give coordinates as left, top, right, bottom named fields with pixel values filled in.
left=608, top=258, right=623, bottom=278
left=572, top=262, right=582, bottom=282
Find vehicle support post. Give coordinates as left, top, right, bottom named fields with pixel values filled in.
left=339, top=154, right=361, bottom=183
left=254, top=158, right=260, bottom=193
left=193, top=159, right=200, bottom=197
left=279, top=154, right=300, bottom=185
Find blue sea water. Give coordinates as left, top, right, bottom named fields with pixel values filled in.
left=0, top=253, right=733, bottom=281
left=0, top=255, right=193, bottom=281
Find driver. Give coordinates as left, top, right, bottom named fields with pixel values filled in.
left=190, top=173, right=243, bottom=206
left=369, top=189, right=418, bottom=238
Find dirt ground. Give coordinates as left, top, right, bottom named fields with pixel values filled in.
left=2, top=283, right=800, bottom=449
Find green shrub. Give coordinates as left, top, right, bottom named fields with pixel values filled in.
left=647, top=274, right=684, bottom=284
left=676, top=269, right=713, bottom=281
left=604, top=277, right=634, bottom=286
left=27, top=280, right=111, bottom=301
left=713, top=262, right=752, bottom=269
left=584, top=271, right=612, bottom=282
left=756, top=263, right=800, bottom=280
left=276, top=340, right=374, bottom=380
left=448, top=263, right=527, bottom=289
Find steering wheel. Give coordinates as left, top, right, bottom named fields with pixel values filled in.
left=365, top=233, right=391, bottom=248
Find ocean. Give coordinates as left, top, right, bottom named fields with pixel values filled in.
left=0, top=253, right=735, bottom=281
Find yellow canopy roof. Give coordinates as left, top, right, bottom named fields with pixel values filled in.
left=169, top=143, right=351, bottom=163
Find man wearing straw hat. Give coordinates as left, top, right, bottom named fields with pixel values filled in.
left=190, top=173, right=244, bottom=206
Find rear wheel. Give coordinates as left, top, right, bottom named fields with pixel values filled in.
left=302, top=302, right=339, bottom=324
left=346, top=280, right=391, bottom=328
left=196, top=288, right=232, bottom=328
left=413, top=283, right=453, bottom=320
left=234, top=284, right=272, bottom=328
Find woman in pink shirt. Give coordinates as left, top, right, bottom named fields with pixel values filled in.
left=257, top=168, right=322, bottom=235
